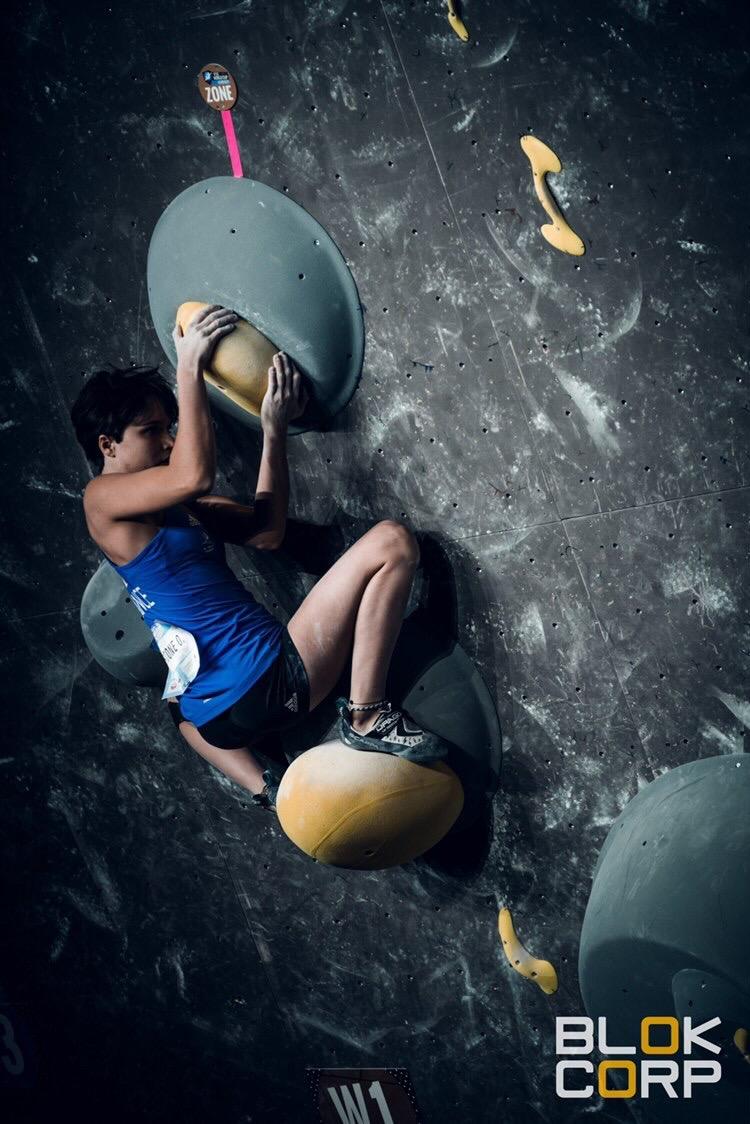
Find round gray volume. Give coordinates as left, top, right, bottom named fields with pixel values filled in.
left=80, top=562, right=165, bottom=688
left=147, top=176, right=365, bottom=433
left=579, top=754, right=750, bottom=1120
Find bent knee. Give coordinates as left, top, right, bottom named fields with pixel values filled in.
left=373, top=519, right=420, bottom=565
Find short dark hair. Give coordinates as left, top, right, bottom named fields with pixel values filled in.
left=70, top=365, right=178, bottom=470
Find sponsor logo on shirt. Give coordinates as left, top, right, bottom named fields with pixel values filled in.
left=130, top=585, right=156, bottom=615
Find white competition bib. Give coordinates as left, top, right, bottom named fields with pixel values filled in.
left=150, top=620, right=201, bottom=700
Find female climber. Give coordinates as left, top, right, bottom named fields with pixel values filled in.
left=71, top=304, right=451, bottom=811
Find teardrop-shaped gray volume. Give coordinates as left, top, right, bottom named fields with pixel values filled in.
left=147, top=176, right=365, bottom=433
left=81, top=562, right=165, bottom=687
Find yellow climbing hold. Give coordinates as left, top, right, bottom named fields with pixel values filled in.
left=175, top=301, right=277, bottom=417
left=498, top=907, right=559, bottom=995
left=520, top=135, right=585, bottom=257
left=447, top=1, right=469, bottom=42
left=734, top=1027, right=750, bottom=1065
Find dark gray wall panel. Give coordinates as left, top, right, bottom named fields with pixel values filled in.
left=380, top=1, right=749, bottom=516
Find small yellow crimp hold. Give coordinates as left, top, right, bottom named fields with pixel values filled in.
left=447, top=1, right=470, bottom=43
left=498, top=907, right=559, bottom=995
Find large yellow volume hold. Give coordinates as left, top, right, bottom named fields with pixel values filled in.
left=276, top=740, right=464, bottom=869
left=175, top=301, right=280, bottom=417
left=498, top=907, right=559, bottom=995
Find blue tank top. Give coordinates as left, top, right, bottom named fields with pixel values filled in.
left=107, top=506, right=283, bottom=726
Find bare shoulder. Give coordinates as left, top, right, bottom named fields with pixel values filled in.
left=83, top=476, right=105, bottom=518
left=82, top=476, right=113, bottom=542
left=83, top=479, right=162, bottom=565
left=83, top=477, right=113, bottom=542
left=83, top=473, right=107, bottom=505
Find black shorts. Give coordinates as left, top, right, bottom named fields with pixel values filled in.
left=166, top=629, right=310, bottom=750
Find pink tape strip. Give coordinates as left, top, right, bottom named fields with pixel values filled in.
left=221, top=110, right=244, bottom=178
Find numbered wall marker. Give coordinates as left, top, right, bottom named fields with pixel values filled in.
left=307, top=1068, right=423, bottom=1123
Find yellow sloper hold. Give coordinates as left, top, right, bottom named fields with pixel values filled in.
left=734, top=1027, right=750, bottom=1065
left=447, top=1, right=469, bottom=42
left=498, top=907, right=559, bottom=995
left=176, top=301, right=279, bottom=417
left=519, top=135, right=585, bottom=257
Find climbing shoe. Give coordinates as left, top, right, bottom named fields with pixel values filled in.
left=251, top=768, right=280, bottom=812
left=336, top=698, right=451, bottom=764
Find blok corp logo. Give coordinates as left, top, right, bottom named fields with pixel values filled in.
left=555, top=1015, right=722, bottom=1099
left=306, top=1068, right=423, bottom=1123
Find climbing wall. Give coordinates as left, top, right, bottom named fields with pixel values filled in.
left=2, top=1, right=748, bottom=1121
